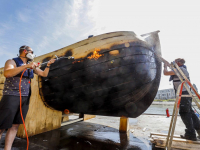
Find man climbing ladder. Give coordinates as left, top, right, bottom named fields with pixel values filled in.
left=163, top=58, right=200, bottom=141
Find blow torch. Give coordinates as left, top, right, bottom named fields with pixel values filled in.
left=37, top=55, right=74, bottom=68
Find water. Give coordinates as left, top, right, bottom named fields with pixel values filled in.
left=144, top=104, right=200, bottom=115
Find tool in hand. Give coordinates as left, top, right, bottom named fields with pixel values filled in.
left=37, top=55, right=74, bottom=68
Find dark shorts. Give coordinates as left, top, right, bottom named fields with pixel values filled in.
left=0, top=95, right=30, bottom=129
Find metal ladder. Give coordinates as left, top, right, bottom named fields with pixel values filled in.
left=163, top=61, right=200, bottom=150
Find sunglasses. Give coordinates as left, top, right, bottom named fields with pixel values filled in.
left=27, top=50, right=34, bottom=54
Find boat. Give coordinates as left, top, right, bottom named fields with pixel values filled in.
left=38, top=31, right=162, bottom=118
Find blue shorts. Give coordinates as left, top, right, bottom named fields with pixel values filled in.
left=0, top=95, right=29, bottom=129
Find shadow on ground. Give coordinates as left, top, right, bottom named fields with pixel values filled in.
left=0, top=121, right=152, bottom=150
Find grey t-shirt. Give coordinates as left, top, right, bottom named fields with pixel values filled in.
left=173, top=66, right=190, bottom=92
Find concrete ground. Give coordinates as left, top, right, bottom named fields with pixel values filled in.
left=85, top=114, right=185, bottom=139
left=0, top=114, right=186, bottom=150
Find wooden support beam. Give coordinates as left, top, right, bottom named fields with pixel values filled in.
left=83, top=114, right=96, bottom=121
left=79, top=114, right=96, bottom=121
left=120, top=131, right=129, bottom=147
left=119, top=116, right=129, bottom=133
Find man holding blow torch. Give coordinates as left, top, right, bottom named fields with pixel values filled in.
left=0, top=45, right=55, bottom=150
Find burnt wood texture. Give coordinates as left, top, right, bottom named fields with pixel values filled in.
left=39, top=31, right=162, bottom=118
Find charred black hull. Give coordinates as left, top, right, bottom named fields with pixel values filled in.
left=39, top=31, right=161, bottom=118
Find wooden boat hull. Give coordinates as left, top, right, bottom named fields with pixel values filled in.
left=39, top=31, right=162, bottom=118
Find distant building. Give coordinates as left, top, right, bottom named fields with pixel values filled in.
left=155, top=88, right=175, bottom=99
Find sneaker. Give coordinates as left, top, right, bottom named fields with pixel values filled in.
left=180, top=134, right=197, bottom=141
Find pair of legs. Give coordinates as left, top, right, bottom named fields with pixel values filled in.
left=180, top=110, right=200, bottom=131
left=0, top=124, right=19, bottom=150
left=0, top=95, right=29, bottom=149
left=179, top=91, right=200, bottom=139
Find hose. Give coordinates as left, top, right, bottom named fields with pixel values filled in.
left=19, top=69, right=29, bottom=150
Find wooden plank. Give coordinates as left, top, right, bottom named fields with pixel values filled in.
left=151, top=135, right=200, bottom=144
left=44, top=47, right=149, bottom=78
left=0, top=69, right=5, bottom=101
left=0, top=84, right=4, bottom=90
left=17, top=74, right=62, bottom=138
left=150, top=133, right=200, bottom=150
left=0, top=77, right=5, bottom=84
left=62, top=116, right=69, bottom=122
left=61, top=118, right=83, bottom=126
left=61, top=112, right=70, bottom=122
left=151, top=133, right=200, bottom=144
left=83, top=114, right=96, bottom=121
left=0, top=90, right=3, bottom=96
left=33, top=33, right=140, bottom=65
left=150, top=132, right=181, bottom=138
left=152, top=138, right=200, bottom=150
left=40, top=70, right=151, bottom=98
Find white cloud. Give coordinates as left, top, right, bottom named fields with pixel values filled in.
left=34, top=0, right=99, bottom=53
left=17, top=12, right=28, bottom=22
left=66, top=0, right=83, bottom=27
left=0, top=22, right=14, bottom=36
left=17, top=8, right=32, bottom=23
left=37, top=36, right=49, bottom=52
left=0, top=46, right=15, bottom=58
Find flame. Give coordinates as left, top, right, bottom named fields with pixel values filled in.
left=87, top=49, right=103, bottom=60
left=72, top=48, right=103, bottom=64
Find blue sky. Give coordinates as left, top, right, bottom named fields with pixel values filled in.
left=1, top=0, right=200, bottom=90
left=0, top=0, right=97, bottom=64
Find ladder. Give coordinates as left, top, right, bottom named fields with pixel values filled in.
left=156, top=57, right=200, bottom=150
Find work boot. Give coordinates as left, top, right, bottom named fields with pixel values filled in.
left=180, top=134, right=197, bottom=141
left=180, top=129, right=197, bottom=141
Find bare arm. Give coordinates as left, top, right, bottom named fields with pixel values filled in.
left=34, top=67, right=50, bottom=77
left=163, top=63, right=175, bottom=76
left=4, top=59, right=39, bottom=78
left=4, top=60, right=28, bottom=78
left=34, top=59, right=56, bottom=77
